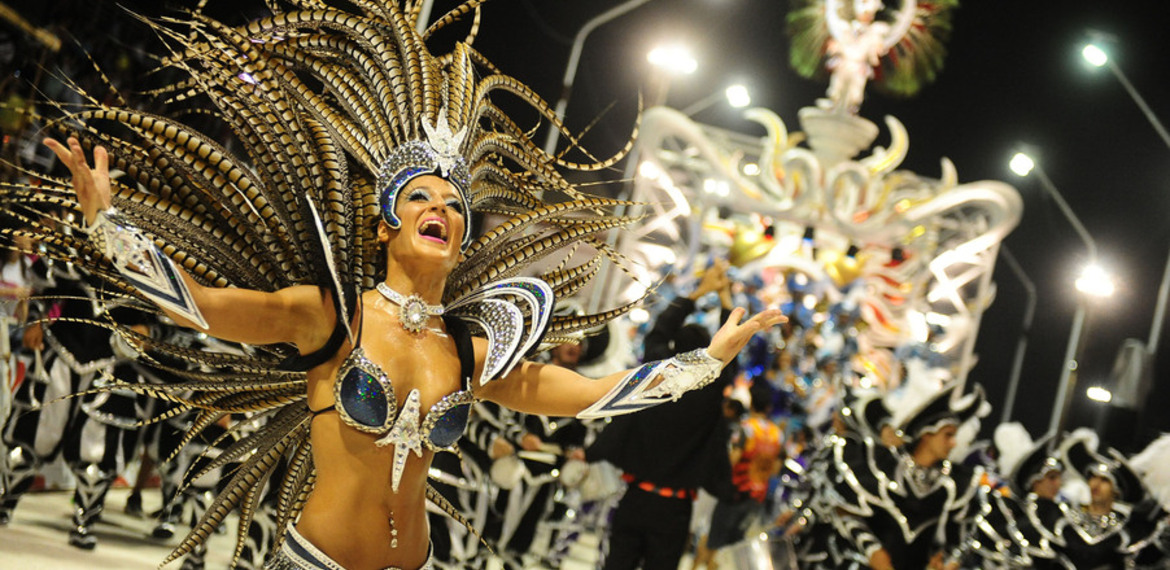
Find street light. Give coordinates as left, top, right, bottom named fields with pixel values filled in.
left=680, top=83, right=752, bottom=116
left=1086, top=386, right=1113, bottom=403
left=1076, top=263, right=1115, bottom=297
left=1009, top=152, right=1097, bottom=260
left=998, top=245, right=1036, bottom=425
left=542, top=0, right=657, bottom=155
left=1010, top=151, right=1110, bottom=437
left=646, top=44, right=698, bottom=74
left=1082, top=40, right=1170, bottom=359
left=725, top=84, right=751, bottom=108
left=586, top=39, right=696, bottom=311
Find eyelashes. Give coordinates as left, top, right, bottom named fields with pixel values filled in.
left=406, top=188, right=464, bottom=216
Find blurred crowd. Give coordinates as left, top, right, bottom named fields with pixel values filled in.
left=4, top=241, right=1169, bottom=569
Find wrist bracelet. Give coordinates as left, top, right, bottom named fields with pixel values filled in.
left=577, top=348, right=723, bottom=419
left=89, top=207, right=208, bottom=329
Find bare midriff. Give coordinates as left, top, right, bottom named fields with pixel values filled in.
left=297, top=413, right=434, bottom=570
left=294, top=299, right=465, bottom=570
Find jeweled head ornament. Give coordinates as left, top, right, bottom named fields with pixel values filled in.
left=1063, top=435, right=1146, bottom=504
left=1087, top=462, right=1118, bottom=488
left=377, top=114, right=473, bottom=250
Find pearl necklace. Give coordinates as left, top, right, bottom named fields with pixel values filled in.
left=376, top=282, right=444, bottom=333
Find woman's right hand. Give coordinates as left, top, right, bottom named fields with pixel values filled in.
left=43, top=137, right=111, bottom=225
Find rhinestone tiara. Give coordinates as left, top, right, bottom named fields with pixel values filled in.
left=377, top=114, right=473, bottom=249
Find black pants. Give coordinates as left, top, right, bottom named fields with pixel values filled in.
left=603, top=487, right=693, bottom=570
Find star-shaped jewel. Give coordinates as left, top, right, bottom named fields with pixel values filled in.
left=378, top=388, right=424, bottom=492
left=421, top=110, right=467, bottom=178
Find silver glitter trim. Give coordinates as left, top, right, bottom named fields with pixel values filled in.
left=89, top=207, right=208, bottom=329
left=377, top=282, right=444, bottom=334
left=576, top=348, right=723, bottom=419
left=333, top=346, right=397, bottom=435
left=446, top=277, right=553, bottom=387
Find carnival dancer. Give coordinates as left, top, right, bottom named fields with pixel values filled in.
left=0, top=251, right=147, bottom=549
left=781, top=390, right=894, bottom=568
left=829, top=382, right=986, bottom=570
left=1056, top=431, right=1169, bottom=569
left=979, top=423, right=1070, bottom=569
left=6, top=2, right=784, bottom=568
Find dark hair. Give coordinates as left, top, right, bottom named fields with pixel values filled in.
left=748, top=380, right=774, bottom=414
left=672, top=323, right=710, bottom=353
left=725, top=399, right=746, bottom=418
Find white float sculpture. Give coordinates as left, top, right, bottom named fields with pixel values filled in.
left=597, top=0, right=1016, bottom=391
left=608, top=84, right=1021, bottom=397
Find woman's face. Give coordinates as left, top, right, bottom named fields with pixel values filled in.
left=382, top=175, right=466, bottom=270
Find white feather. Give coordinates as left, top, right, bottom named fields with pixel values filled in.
left=1129, top=432, right=1170, bottom=510
left=886, top=357, right=950, bottom=427
left=948, top=416, right=983, bottom=463
left=994, top=422, right=1035, bottom=476
left=1061, top=477, right=1091, bottom=507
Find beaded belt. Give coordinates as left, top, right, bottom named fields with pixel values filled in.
left=621, top=473, right=696, bottom=500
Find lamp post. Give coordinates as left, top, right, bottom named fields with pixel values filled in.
left=541, top=0, right=657, bottom=156
left=1009, top=152, right=1114, bottom=437
left=681, top=83, right=752, bottom=117
left=998, top=245, right=1036, bottom=424
left=586, top=42, right=698, bottom=313
left=1083, top=41, right=1170, bottom=360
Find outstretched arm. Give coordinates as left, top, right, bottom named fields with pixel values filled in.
left=43, top=137, right=333, bottom=352
left=476, top=306, right=783, bottom=417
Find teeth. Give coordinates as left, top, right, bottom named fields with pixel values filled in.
left=420, top=220, right=447, bottom=240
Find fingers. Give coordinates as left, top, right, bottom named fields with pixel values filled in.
left=94, top=145, right=109, bottom=176
left=68, top=136, right=88, bottom=168
left=43, top=137, right=71, bottom=162
left=723, top=307, right=746, bottom=326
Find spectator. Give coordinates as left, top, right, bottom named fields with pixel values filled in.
left=691, top=375, right=783, bottom=569
left=590, top=260, right=743, bottom=570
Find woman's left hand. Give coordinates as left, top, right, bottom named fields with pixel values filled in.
left=707, top=307, right=785, bottom=363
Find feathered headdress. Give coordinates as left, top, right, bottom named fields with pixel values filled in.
left=1129, top=432, right=1170, bottom=510
left=1061, top=429, right=1147, bottom=506
left=0, top=1, right=642, bottom=565
left=995, top=423, right=1061, bottom=496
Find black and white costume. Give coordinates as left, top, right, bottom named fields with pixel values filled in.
left=1053, top=434, right=1169, bottom=569
left=826, top=383, right=986, bottom=569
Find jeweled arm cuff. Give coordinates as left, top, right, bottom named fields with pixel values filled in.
left=576, top=348, right=723, bottom=419
left=89, top=207, right=208, bottom=329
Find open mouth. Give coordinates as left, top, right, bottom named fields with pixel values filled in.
left=418, top=218, right=448, bottom=244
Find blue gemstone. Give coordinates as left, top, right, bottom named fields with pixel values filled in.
left=340, top=368, right=387, bottom=427
left=428, top=403, right=470, bottom=448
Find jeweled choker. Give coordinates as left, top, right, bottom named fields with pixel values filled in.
left=377, top=282, right=444, bottom=333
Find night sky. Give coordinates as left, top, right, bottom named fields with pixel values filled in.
left=6, top=0, right=1170, bottom=451
left=456, top=0, right=1170, bottom=452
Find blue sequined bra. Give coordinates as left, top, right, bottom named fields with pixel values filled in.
left=309, top=313, right=476, bottom=455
